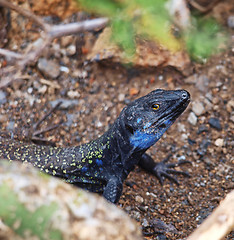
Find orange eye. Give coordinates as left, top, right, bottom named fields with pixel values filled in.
left=152, top=104, right=160, bottom=110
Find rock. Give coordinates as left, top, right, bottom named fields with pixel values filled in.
left=142, top=218, right=149, bottom=228
left=208, top=118, right=222, bottom=131
left=197, top=139, right=210, bottom=156
left=66, top=44, right=76, bottom=56
left=195, top=75, right=209, bottom=92
left=184, top=74, right=197, bottom=84
left=197, top=125, right=208, bottom=134
left=227, top=16, right=234, bottom=29
left=118, top=93, right=125, bottom=102
left=50, top=99, right=79, bottom=110
left=0, top=161, right=143, bottom=240
left=0, top=90, right=7, bottom=105
left=135, top=196, right=144, bottom=204
left=6, top=121, right=14, bottom=131
left=37, top=58, right=60, bottom=79
left=214, top=138, right=224, bottom=147
left=192, top=100, right=205, bottom=116
left=226, top=99, right=234, bottom=113
left=188, top=112, right=197, bottom=125
left=67, top=90, right=80, bottom=99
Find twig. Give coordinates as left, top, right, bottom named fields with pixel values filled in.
left=0, top=0, right=50, bottom=31
left=0, top=0, right=108, bottom=87
left=0, top=48, right=23, bottom=59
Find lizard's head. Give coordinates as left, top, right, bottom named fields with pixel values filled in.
left=121, top=89, right=190, bottom=150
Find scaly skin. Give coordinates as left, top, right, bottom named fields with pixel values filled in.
left=0, top=89, right=190, bottom=203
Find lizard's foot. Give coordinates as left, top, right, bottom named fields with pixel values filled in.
left=153, top=154, right=191, bottom=185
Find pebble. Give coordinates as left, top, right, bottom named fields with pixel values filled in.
left=50, top=99, right=79, bottom=110
left=184, top=74, right=197, bottom=84
left=37, top=58, right=60, bottom=79
left=208, top=118, right=222, bottom=131
left=177, top=123, right=186, bottom=132
left=60, top=66, right=69, bottom=73
left=118, top=93, right=125, bottom=102
left=67, top=90, right=80, bottom=99
left=215, top=138, right=224, bottom=147
left=38, top=85, right=47, bottom=94
left=197, top=125, right=208, bottom=134
left=6, top=121, right=15, bottom=131
left=66, top=45, right=76, bottom=56
left=230, top=115, right=234, bottom=123
left=142, top=218, right=149, bottom=228
left=227, top=15, right=234, bottom=29
left=0, top=90, right=7, bottom=105
left=192, top=100, right=205, bottom=116
left=0, top=115, right=7, bottom=123
left=195, top=75, right=209, bottom=92
left=187, top=112, right=197, bottom=125
left=226, top=99, right=234, bottom=113
left=135, top=196, right=144, bottom=203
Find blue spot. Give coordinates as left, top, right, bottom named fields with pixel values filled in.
left=95, top=159, right=103, bottom=166
left=143, top=122, right=152, bottom=129
left=137, top=118, right=142, bottom=124
left=81, top=167, right=88, bottom=173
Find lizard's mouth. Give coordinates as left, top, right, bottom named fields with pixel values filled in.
left=147, top=98, right=190, bottom=131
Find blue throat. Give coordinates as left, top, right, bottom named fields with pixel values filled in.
left=130, top=120, right=172, bottom=150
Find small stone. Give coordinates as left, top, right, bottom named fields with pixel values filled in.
left=37, top=58, right=60, bottom=79
left=181, top=133, right=188, bottom=141
left=66, top=45, right=76, bottom=56
left=227, top=16, right=234, bottom=29
left=0, top=90, right=7, bottom=105
left=226, top=100, right=234, bottom=113
left=129, top=88, right=139, bottom=96
left=60, top=66, right=69, bottom=73
left=230, top=115, right=234, bottom=123
left=95, top=121, right=103, bottom=128
left=188, top=112, right=197, bottom=125
left=60, top=36, right=74, bottom=47
left=215, top=138, right=224, bottom=147
left=118, top=93, right=125, bottom=102
left=184, top=74, right=197, bottom=84
left=177, top=123, right=186, bottom=132
left=38, top=85, right=47, bottom=94
left=203, top=98, right=213, bottom=112
left=135, top=196, right=144, bottom=203
left=192, top=100, right=205, bottom=116
left=142, top=218, right=149, bottom=228
left=197, top=125, right=208, bottom=134
left=27, top=87, right=33, bottom=94
left=212, top=97, right=219, bottom=105
left=158, top=75, right=163, bottom=81
left=208, top=118, right=222, bottom=131
left=50, top=99, right=79, bottom=110
left=0, top=115, right=7, bottom=123
left=67, top=90, right=80, bottom=99
left=6, top=121, right=15, bottom=131
left=195, top=75, right=209, bottom=92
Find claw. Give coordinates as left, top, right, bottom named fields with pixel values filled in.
left=153, top=155, right=191, bottom=185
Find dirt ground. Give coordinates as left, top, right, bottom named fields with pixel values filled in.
left=0, top=1, right=233, bottom=239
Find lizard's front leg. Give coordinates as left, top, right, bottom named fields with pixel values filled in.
left=138, top=153, right=191, bottom=185
left=103, top=177, right=123, bottom=203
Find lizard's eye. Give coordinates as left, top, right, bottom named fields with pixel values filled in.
left=151, top=104, right=160, bottom=110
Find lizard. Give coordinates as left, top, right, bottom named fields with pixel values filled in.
left=0, top=89, right=190, bottom=203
